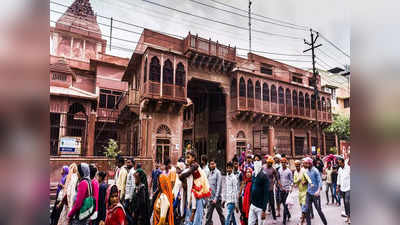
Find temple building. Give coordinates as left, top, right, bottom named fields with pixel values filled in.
left=118, top=30, right=334, bottom=168
left=49, top=0, right=129, bottom=161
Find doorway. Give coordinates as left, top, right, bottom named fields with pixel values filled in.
left=187, top=78, right=227, bottom=169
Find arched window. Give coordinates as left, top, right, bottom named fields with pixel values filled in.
left=322, top=97, right=326, bottom=111
left=149, top=56, right=160, bottom=82
left=239, top=77, right=246, bottom=97
left=262, top=83, right=269, bottom=101
left=271, top=85, right=277, bottom=103
left=237, top=131, right=246, bottom=139
left=292, top=90, right=298, bottom=107
left=305, top=93, right=310, bottom=109
left=327, top=99, right=331, bottom=112
left=278, top=87, right=284, bottom=105
left=231, top=78, right=237, bottom=98
left=255, top=81, right=261, bottom=99
left=175, top=63, right=185, bottom=86
left=286, top=88, right=291, bottom=106
left=143, top=58, right=148, bottom=83
left=299, top=92, right=304, bottom=108
left=156, top=124, right=171, bottom=135
left=318, top=97, right=322, bottom=111
left=247, top=79, right=254, bottom=98
left=163, top=59, right=173, bottom=84
left=311, top=94, right=316, bottom=109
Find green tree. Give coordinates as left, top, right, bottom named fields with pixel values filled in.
left=104, top=139, right=120, bottom=168
left=324, top=114, right=350, bottom=140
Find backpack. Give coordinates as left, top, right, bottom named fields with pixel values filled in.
left=78, top=179, right=96, bottom=221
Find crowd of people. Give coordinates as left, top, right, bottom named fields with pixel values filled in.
left=50, top=148, right=350, bottom=225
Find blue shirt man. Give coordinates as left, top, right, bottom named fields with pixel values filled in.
left=306, top=166, right=322, bottom=195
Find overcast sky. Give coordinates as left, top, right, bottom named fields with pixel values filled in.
left=50, top=0, right=350, bottom=70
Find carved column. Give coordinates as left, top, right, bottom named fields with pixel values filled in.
left=86, top=111, right=96, bottom=156
left=290, top=128, right=295, bottom=157
left=268, top=126, right=275, bottom=155
left=307, top=130, right=312, bottom=155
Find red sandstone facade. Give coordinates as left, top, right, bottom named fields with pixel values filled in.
left=49, top=0, right=130, bottom=176
left=119, top=30, right=334, bottom=168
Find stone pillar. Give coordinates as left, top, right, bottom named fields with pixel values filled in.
left=322, top=132, right=327, bottom=155
left=268, top=126, right=275, bottom=155
left=290, top=129, right=295, bottom=157
left=58, top=113, right=67, bottom=155
left=307, top=130, right=312, bottom=155
left=86, top=111, right=96, bottom=156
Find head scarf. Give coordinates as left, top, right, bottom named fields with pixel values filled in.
left=78, top=163, right=90, bottom=181
left=64, top=163, right=78, bottom=211
left=281, top=158, right=288, bottom=163
left=274, top=154, right=282, bottom=160
left=136, top=168, right=148, bottom=188
left=242, top=167, right=253, bottom=219
left=294, top=160, right=301, bottom=165
left=57, top=166, right=69, bottom=193
left=153, top=174, right=174, bottom=225
left=105, top=184, right=126, bottom=220
left=303, top=157, right=313, bottom=164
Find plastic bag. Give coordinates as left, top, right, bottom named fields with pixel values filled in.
left=285, top=189, right=299, bottom=208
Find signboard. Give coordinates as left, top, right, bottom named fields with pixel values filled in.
left=311, top=146, right=316, bottom=155
left=59, top=136, right=81, bottom=155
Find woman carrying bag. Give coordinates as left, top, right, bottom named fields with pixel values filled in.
left=67, top=163, right=96, bottom=225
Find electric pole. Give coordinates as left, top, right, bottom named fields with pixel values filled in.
left=248, top=0, right=252, bottom=53
left=303, top=29, right=322, bottom=155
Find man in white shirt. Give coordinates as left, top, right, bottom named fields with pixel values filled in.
left=337, top=157, right=350, bottom=224
left=124, top=158, right=136, bottom=203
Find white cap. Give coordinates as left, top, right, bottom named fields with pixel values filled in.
left=274, top=154, right=282, bottom=159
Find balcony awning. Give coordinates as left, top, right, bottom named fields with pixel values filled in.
left=50, top=86, right=98, bottom=100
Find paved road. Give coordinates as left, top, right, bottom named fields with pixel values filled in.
left=208, top=179, right=347, bottom=225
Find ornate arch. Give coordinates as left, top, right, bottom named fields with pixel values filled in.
left=237, top=130, right=246, bottom=139
left=156, top=124, right=171, bottom=135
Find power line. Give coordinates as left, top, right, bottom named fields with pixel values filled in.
left=316, top=48, right=346, bottom=68
left=141, top=0, right=303, bottom=40
left=207, top=0, right=309, bottom=29
left=50, top=5, right=310, bottom=59
left=189, top=0, right=306, bottom=31
left=317, top=32, right=350, bottom=58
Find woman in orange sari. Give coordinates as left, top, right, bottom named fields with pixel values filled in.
left=153, top=174, right=174, bottom=225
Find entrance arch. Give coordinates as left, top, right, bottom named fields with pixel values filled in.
left=156, top=124, right=171, bottom=164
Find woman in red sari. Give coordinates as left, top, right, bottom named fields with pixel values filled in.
left=99, top=184, right=126, bottom=225
left=240, top=168, right=253, bottom=225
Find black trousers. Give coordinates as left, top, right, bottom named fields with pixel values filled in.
left=342, top=191, right=350, bottom=217
left=205, top=199, right=225, bottom=225
left=305, top=193, right=327, bottom=225
left=280, top=190, right=291, bottom=225
left=267, top=190, right=277, bottom=220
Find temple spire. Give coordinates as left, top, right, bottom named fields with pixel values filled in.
left=56, top=0, right=102, bottom=39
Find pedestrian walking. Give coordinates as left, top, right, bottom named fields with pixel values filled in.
left=57, top=163, right=78, bottom=225
left=201, top=155, right=210, bottom=177
left=273, top=154, right=282, bottom=217
left=205, top=159, right=225, bottom=225
left=278, top=158, right=293, bottom=225
left=101, top=184, right=126, bottom=225
left=114, top=156, right=128, bottom=202
left=51, top=166, right=69, bottom=225
left=89, top=164, right=99, bottom=221
left=224, top=162, right=239, bottom=225
left=150, top=162, right=162, bottom=196
left=247, top=154, right=270, bottom=225
left=132, top=169, right=150, bottom=225
left=239, top=168, right=252, bottom=225
left=179, top=150, right=211, bottom=225
left=294, top=160, right=312, bottom=225
left=153, top=174, right=174, bottom=225
left=331, top=164, right=340, bottom=206
left=173, top=162, right=186, bottom=225
left=67, top=163, right=94, bottom=225
left=263, top=157, right=278, bottom=224
left=324, top=162, right=335, bottom=205
left=337, top=157, right=351, bottom=224
left=303, top=157, right=327, bottom=225
left=94, top=171, right=108, bottom=225
left=124, top=158, right=136, bottom=224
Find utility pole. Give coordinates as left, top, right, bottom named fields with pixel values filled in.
left=303, top=29, right=322, bottom=154
left=248, top=0, right=252, bottom=53
left=109, top=17, right=113, bottom=51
